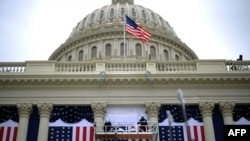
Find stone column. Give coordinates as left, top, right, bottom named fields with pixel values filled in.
left=16, top=103, right=32, bottom=141
left=91, top=102, right=106, bottom=132
left=37, top=103, right=53, bottom=141
left=199, top=102, right=215, bottom=141
left=145, top=102, right=161, bottom=141
left=220, top=102, right=235, bottom=125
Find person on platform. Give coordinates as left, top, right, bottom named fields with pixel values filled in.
left=104, top=120, right=112, bottom=132
left=137, top=116, right=148, bottom=132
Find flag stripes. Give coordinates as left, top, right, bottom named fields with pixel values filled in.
left=0, top=126, right=18, bottom=141
left=159, top=125, right=205, bottom=141
left=48, top=126, right=94, bottom=141
left=125, top=15, right=151, bottom=44
left=188, top=125, right=205, bottom=141
left=73, top=126, right=94, bottom=141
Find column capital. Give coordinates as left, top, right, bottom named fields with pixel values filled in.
left=17, top=103, right=32, bottom=118
left=219, top=101, right=235, bottom=117
left=37, top=103, right=53, bottom=118
left=145, top=102, right=161, bottom=117
left=91, top=102, right=106, bottom=118
left=199, top=102, right=214, bottom=117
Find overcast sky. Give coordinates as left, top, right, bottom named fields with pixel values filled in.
left=0, top=0, right=249, bottom=62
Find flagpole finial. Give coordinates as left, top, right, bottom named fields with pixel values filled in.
left=112, top=0, right=134, bottom=4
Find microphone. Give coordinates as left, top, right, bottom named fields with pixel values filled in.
left=166, top=110, right=173, bottom=125
left=177, top=89, right=193, bottom=141
left=177, top=89, right=184, bottom=104
left=167, top=110, right=173, bottom=141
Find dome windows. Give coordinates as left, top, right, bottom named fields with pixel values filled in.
left=151, top=13, right=157, bottom=24
left=163, top=50, right=169, bottom=61
left=89, top=14, right=95, bottom=25
left=110, top=8, right=115, bottom=19
left=105, top=44, right=112, bottom=57
left=175, top=54, right=180, bottom=61
left=68, top=55, right=72, bottom=62
left=136, top=44, right=142, bottom=56
left=99, top=10, right=105, bottom=20
left=150, top=46, right=156, bottom=58
left=141, top=10, right=147, bottom=20
left=91, top=46, right=97, bottom=59
left=78, top=50, right=84, bottom=61
left=120, top=7, right=125, bottom=17
left=120, top=43, right=127, bottom=56
left=131, top=8, right=136, bottom=18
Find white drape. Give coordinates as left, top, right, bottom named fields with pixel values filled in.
left=105, top=105, right=148, bottom=126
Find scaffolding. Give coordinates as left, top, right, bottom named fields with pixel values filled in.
left=94, top=122, right=158, bottom=141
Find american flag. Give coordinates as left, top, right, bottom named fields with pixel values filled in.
left=0, top=120, right=18, bottom=141
left=48, top=119, right=94, bottom=141
left=125, top=15, right=151, bottom=45
left=159, top=118, right=205, bottom=141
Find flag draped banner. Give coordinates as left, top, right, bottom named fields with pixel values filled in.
left=48, top=106, right=94, bottom=141
left=0, top=106, right=19, bottom=141
left=158, top=105, right=204, bottom=141
left=125, top=15, right=151, bottom=45
left=48, top=119, right=94, bottom=141
left=0, top=120, right=18, bottom=141
left=159, top=118, right=205, bottom=141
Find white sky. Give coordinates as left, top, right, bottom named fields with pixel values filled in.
left=0, top=0, right=250, bottom=62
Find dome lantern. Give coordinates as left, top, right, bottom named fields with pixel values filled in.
left=112, top=0, right=134, bottom=4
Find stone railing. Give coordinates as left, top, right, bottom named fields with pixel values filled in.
left=0, top=62, right=26, bottom=72
left=226, top=60, right=250, bottom=71
left=0, top=60, right=250, bottom=74
left=156, top=61, right=196, bottom=71
left=55, top=62, right=95, bottom=72
left=105, top=62, right=146, bottom=72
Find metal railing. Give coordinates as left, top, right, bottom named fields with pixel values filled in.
left=226, top=60, right=250, bottom=71
left=94, top=122, right=158, bottom=133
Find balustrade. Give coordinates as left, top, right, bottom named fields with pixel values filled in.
left=226, top=60, right=250, bottom=71
left=0, top=60, right=250, bottom=74
left=0, top=62, right=26, bottom=72
left=55, top=62, right=95, bottom=72
left=105, top=62, right=146, bottom=72
left=156, top=61, right=196, bottom=72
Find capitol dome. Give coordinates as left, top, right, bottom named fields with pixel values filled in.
left=49, top=0, right=198, bottom=62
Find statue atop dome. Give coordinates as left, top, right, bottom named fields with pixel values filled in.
left=112, top=0, right=134, bottom=4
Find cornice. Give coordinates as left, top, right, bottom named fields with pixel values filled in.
left=1, top=74, right=249, bottom=89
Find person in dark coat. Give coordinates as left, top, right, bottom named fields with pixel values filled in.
left=137, top=116, right=148, bottom=132
left=104, top=120, right=112, bottom=132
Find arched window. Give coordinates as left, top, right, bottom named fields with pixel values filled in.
left=150, top=46, right=156, bottom=57
left=151, top=13, right=157, bottom=23
left=110, top=8, right=115, bottom=18
left=78, top=50, right=84, bottom=61
left=175, top=54, right=180, bottom=61
left=89, top=14, right=95, bottom=25
left=99, top=10, right=104, bottom=20
left=120, top=43, right=127, bottom=56
left=136, top=44, right=142, bottom=56
left=68, top=55, right=72, bottom=62
left=132, top=8, right=136, bottom=17
left=142, top=10, right=147, bottom=20
left=120, top=7, right=125, bottom=17
left=91, top=46, right=97, bottom=59
left=163, top=50, right=169, bottom=61
left=105, top=44, right=112, bottom=57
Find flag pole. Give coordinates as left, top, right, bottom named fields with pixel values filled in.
left=124, top=14, right=126, bottom=61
